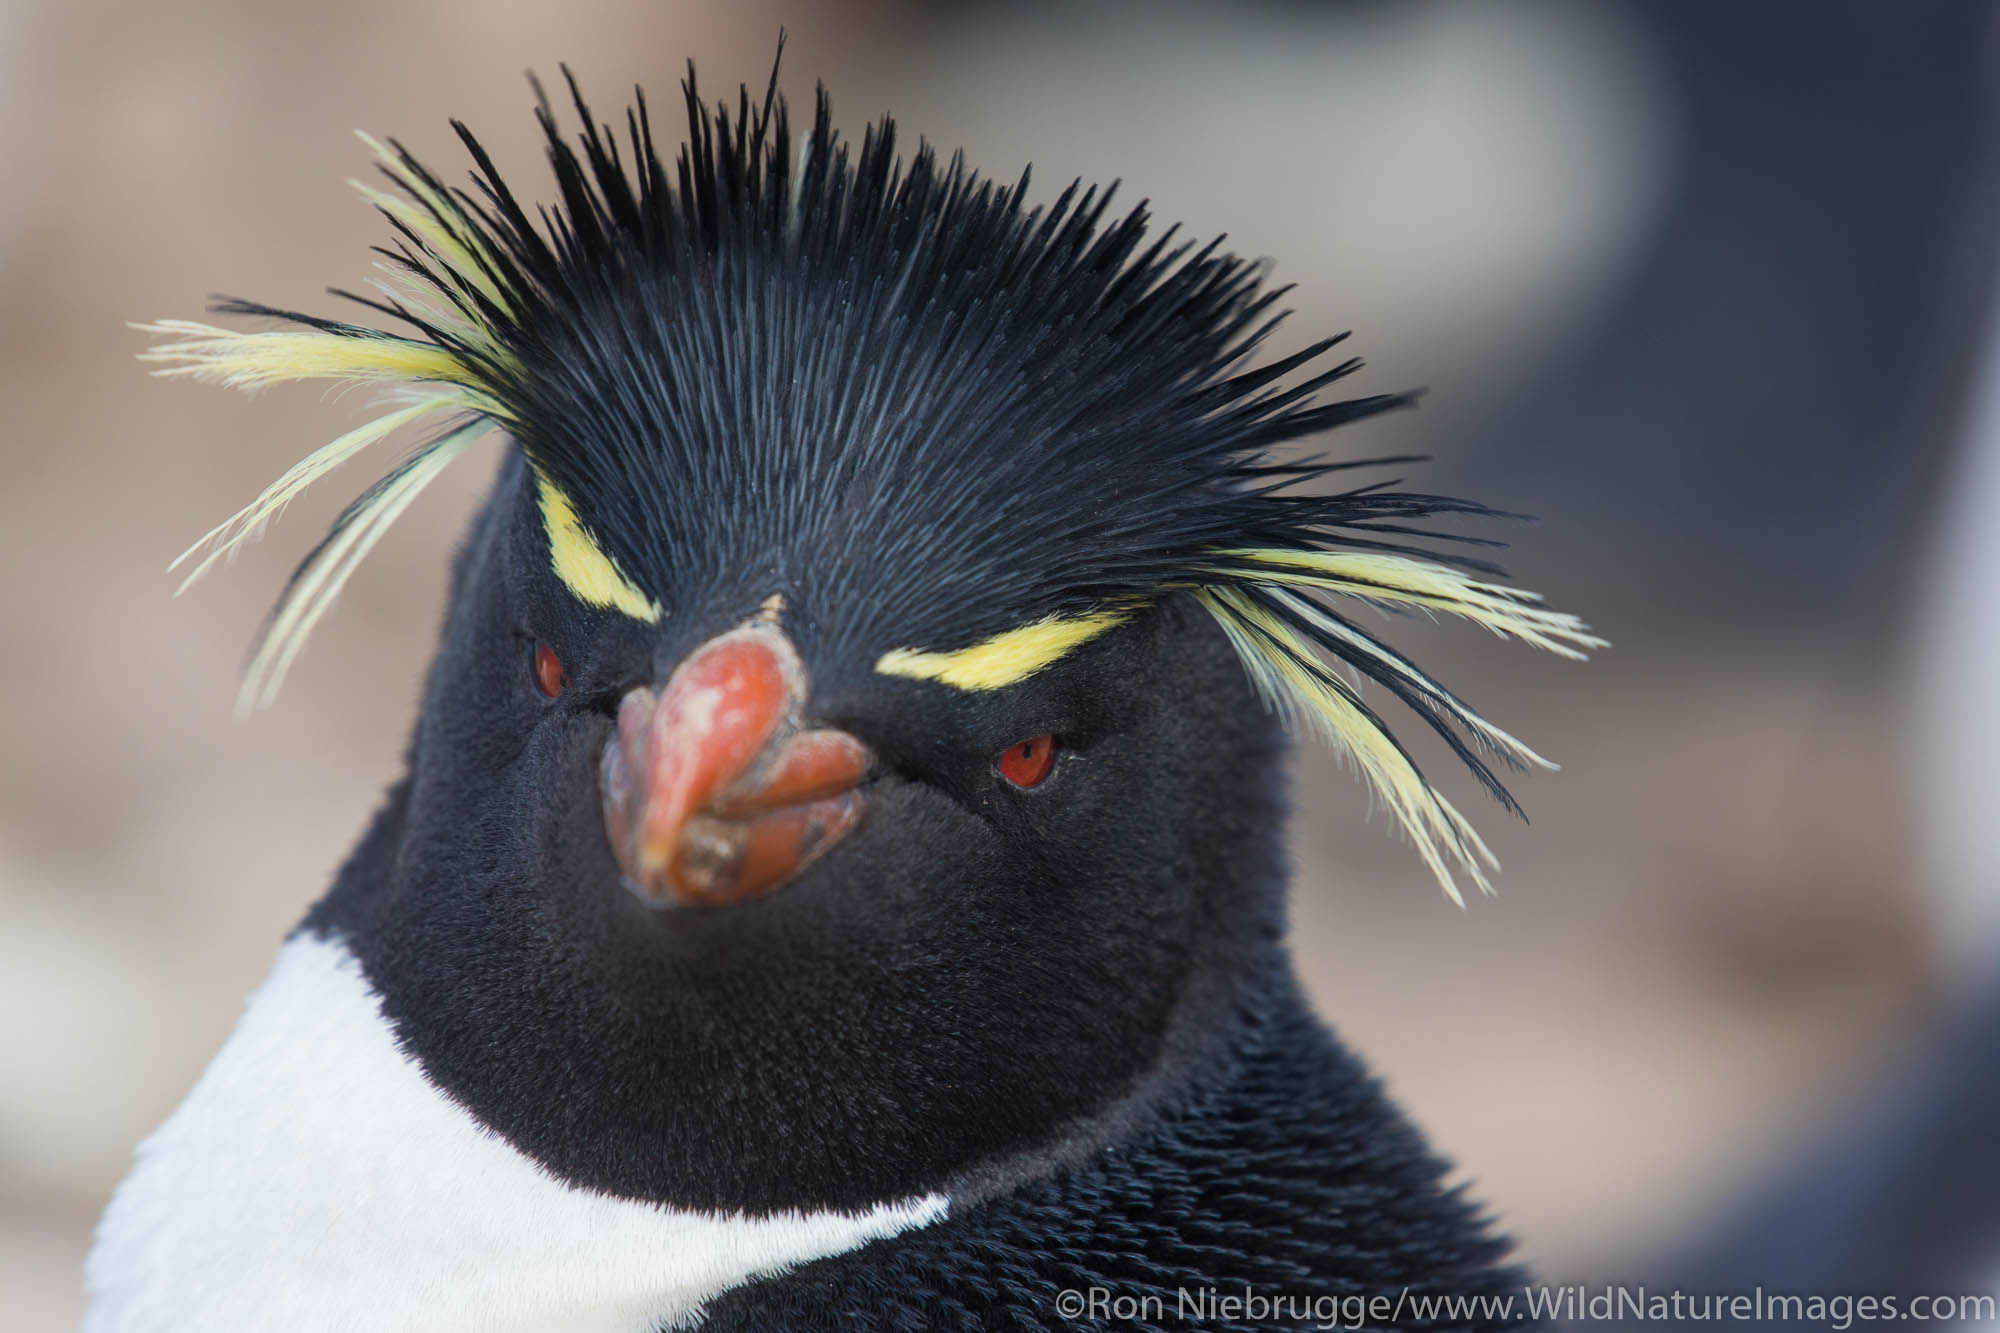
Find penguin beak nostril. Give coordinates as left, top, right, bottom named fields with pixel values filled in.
left=601, top=622, right=871, bottom=908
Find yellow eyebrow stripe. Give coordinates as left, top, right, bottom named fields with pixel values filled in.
left=875, top=611, right=1129, bottom=690
left=534, top=476, right=662, bottom=623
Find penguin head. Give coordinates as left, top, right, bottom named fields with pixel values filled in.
left=150, top=64, right=1601, bottom=1215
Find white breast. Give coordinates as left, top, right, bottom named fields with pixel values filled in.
left=82, top=932, right=946, bottom=1332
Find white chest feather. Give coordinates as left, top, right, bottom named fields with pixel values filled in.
left=83, top=933, right=946, bottom=1332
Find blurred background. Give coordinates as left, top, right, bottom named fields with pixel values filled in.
left=5, top=1, right=2000, bottom=1325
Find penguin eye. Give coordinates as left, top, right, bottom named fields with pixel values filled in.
left=532, top=641, right=567, bottom=699
left=995, top=734, right=1058, bottom=789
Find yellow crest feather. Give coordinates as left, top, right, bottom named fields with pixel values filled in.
left=167, top=392, right=485, bottom=595
left=1212, top=549, right=1607, bottom=659
left=1197, top=585, right=1501, bottom=905
left=135, top=320, right=489, bottom=396
left=352, top=131, right=516, bottom=323
left=238, top=425, right=488, bottom=716
left=1188, top=548, right=1603, bottom=901
left=143, top=132, right=531, bottom=710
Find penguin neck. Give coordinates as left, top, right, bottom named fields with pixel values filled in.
left=697, top=971, right=1526, bottom=1330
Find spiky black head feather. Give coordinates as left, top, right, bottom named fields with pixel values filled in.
left=148, top=57, right=1598, bottom=897
left=368, top=68, right=1428, bottom=654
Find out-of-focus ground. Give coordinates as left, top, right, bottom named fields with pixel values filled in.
left=3, top=2, right=1993, bottom=1327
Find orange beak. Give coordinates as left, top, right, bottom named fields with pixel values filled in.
left=600, top=623, right=871, bottom=907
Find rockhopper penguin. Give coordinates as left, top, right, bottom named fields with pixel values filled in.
left=85, top=59, right=1602, bottom=1331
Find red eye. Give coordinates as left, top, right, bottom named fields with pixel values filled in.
left=532, top=641, right=566, bottom=699
left=996, top=734, right=1058, bottom=789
